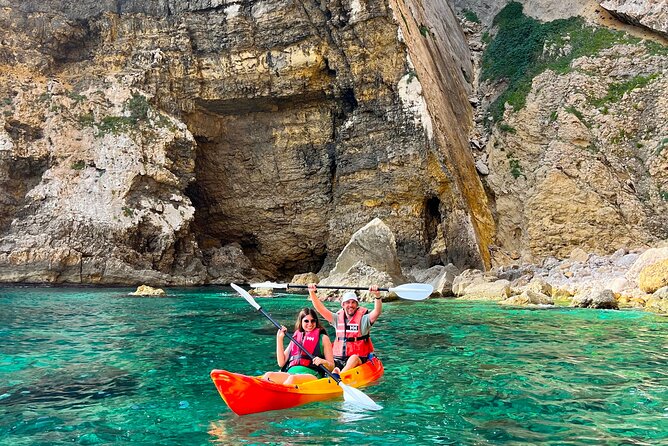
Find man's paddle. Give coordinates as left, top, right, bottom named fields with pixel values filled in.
left=250, top=281, right=433, bottom=301
left=230, top=283, right=383, bottom=411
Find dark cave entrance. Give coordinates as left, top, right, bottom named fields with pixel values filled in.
left=182, top=97, right=337, bottom=279
left=424, top=196, right=444, bottom=266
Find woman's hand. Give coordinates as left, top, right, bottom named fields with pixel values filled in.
left=307, top=283, right=317, bottom=292
left=277, top=325, right=287, bottom=340
left=312, top=356, right=332, bottom=370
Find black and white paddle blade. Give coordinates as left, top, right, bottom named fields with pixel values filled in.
left=388, top=283, right=433, bottom=301
left=339, top=382, right=383, bottom=411
left=230, top=283, right=261, bottom=310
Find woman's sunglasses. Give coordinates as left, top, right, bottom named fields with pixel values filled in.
left=302, top=319, right=316, bottom=323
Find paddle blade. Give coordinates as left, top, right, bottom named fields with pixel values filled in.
left=230, top=283, right=261, bottom=310
left=250, top=281, right=288, bottom=289
left=389, top=283, right=433, bottom=301
left=339, top=382, right=383, bottom=411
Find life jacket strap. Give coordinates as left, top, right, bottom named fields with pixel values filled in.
left=336, top=334, right=370, bottom=342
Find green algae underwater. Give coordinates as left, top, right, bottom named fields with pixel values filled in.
left=1, top=286, right=667, bottom=445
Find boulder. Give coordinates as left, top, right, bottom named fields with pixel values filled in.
left=291, top=272, right=320, bottom=286
left=459, top=279, right=511, bottom=301
left=617, top=294, right=646, bottom=308
left=638, top=259, right=668, bottom=293
left=329, top=218, right=405, bottom=284
left=500, top=290, right=553, bottom=306
left=551, top=286, right=573, bottom=300
left=320, top=261, right=394, bottom=302
left=600, top=0, right=668, bottom=39
left=570, top=289, right=618, bottom=309
left=626, top=247, right=668, bottom=283
left=525, top=278, right=553, bottom=296
left=452, top=269, right=489, bottom=296
left=411, top=264, right=459, bottom=297
left=608, top=276, right=632, bottom=293
left=644, top=286, right=668, bottom=314
left=655, top=286, right=668, bottom=299
left=493, top=263, right=535, bottom=282
left=130, top=285, right=166, bottom=296
left=569, top=247, right=590, bottom=263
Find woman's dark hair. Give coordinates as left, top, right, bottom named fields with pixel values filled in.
left=294, top=308, right=327, bottom=335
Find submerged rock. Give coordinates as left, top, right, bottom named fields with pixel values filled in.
left=249, top=288, right=273, bottom=297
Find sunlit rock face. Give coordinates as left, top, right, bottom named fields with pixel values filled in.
left=600, top=0, right=668, bottom=38
left=465, top=3, right=668, bottom=266
left=0, top=0, right=490, bottom=283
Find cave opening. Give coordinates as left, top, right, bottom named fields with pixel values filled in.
left=424, top=196, right=444, bottom=266
left=182, top=96, right=340, bottom=279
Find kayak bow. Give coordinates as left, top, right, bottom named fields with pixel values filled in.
left=210, top=356, right=384, bottom=415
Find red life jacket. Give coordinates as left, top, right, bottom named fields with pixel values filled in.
left=333, top=307, right=374, bottom=359
left=284, top=328, right=323, bottom=370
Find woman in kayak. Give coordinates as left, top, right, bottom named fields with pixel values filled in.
left=262, top=308, right=335, bottom=385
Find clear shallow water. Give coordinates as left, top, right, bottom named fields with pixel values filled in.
left=1, top=286, right=667, bottom=445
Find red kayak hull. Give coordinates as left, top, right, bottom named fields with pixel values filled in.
left=210, top=356, right=384, bottom=415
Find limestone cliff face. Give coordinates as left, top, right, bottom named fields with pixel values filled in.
left=485, top=46, right=668, bottom=263
left=0, top=0, right=489, bottom=284
left=455, top=0, right=668, bottom=265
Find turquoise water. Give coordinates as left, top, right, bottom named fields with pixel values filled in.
left=1, top=286, right=667, bottom=445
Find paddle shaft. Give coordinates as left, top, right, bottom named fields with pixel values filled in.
left=256, top=307, right=341, bottom=384
left=285, top=284, right=388, bottom=292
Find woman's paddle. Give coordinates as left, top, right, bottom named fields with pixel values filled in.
left=230, top=283, right=383, bottom=411
left=250, top=281, right=433, bottom=301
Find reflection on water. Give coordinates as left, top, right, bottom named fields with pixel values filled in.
left=208, top=402, right=377, bottom=445
left=1, top=287, right=667, bottom=445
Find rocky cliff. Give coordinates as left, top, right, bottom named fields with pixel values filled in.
left=2, top=0, right=666, bottom=286
left=456, top=0, right=668, bottom=266
left=0, top=0, right=492, bottom=284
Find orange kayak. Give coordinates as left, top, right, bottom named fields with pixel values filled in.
left=210, top=356, right=384, bottom=415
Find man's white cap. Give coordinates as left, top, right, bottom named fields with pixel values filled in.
left=341, top=291, right=359, bottom=303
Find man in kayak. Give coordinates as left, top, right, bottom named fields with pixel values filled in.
left=262, top=308, right=335, bottom=385
left=308, top=283, right=382, bottom=373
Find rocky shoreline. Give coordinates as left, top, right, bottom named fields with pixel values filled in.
left=419, top=244, right=668, bottom=314
left=295, top=218, right=668, bottom=315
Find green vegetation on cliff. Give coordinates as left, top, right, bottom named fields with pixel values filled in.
left=590, top=73, right=660, bottom=107
left=96, top=94, right=151, bottom=136
left=482, top=2, right=643, bottom=122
